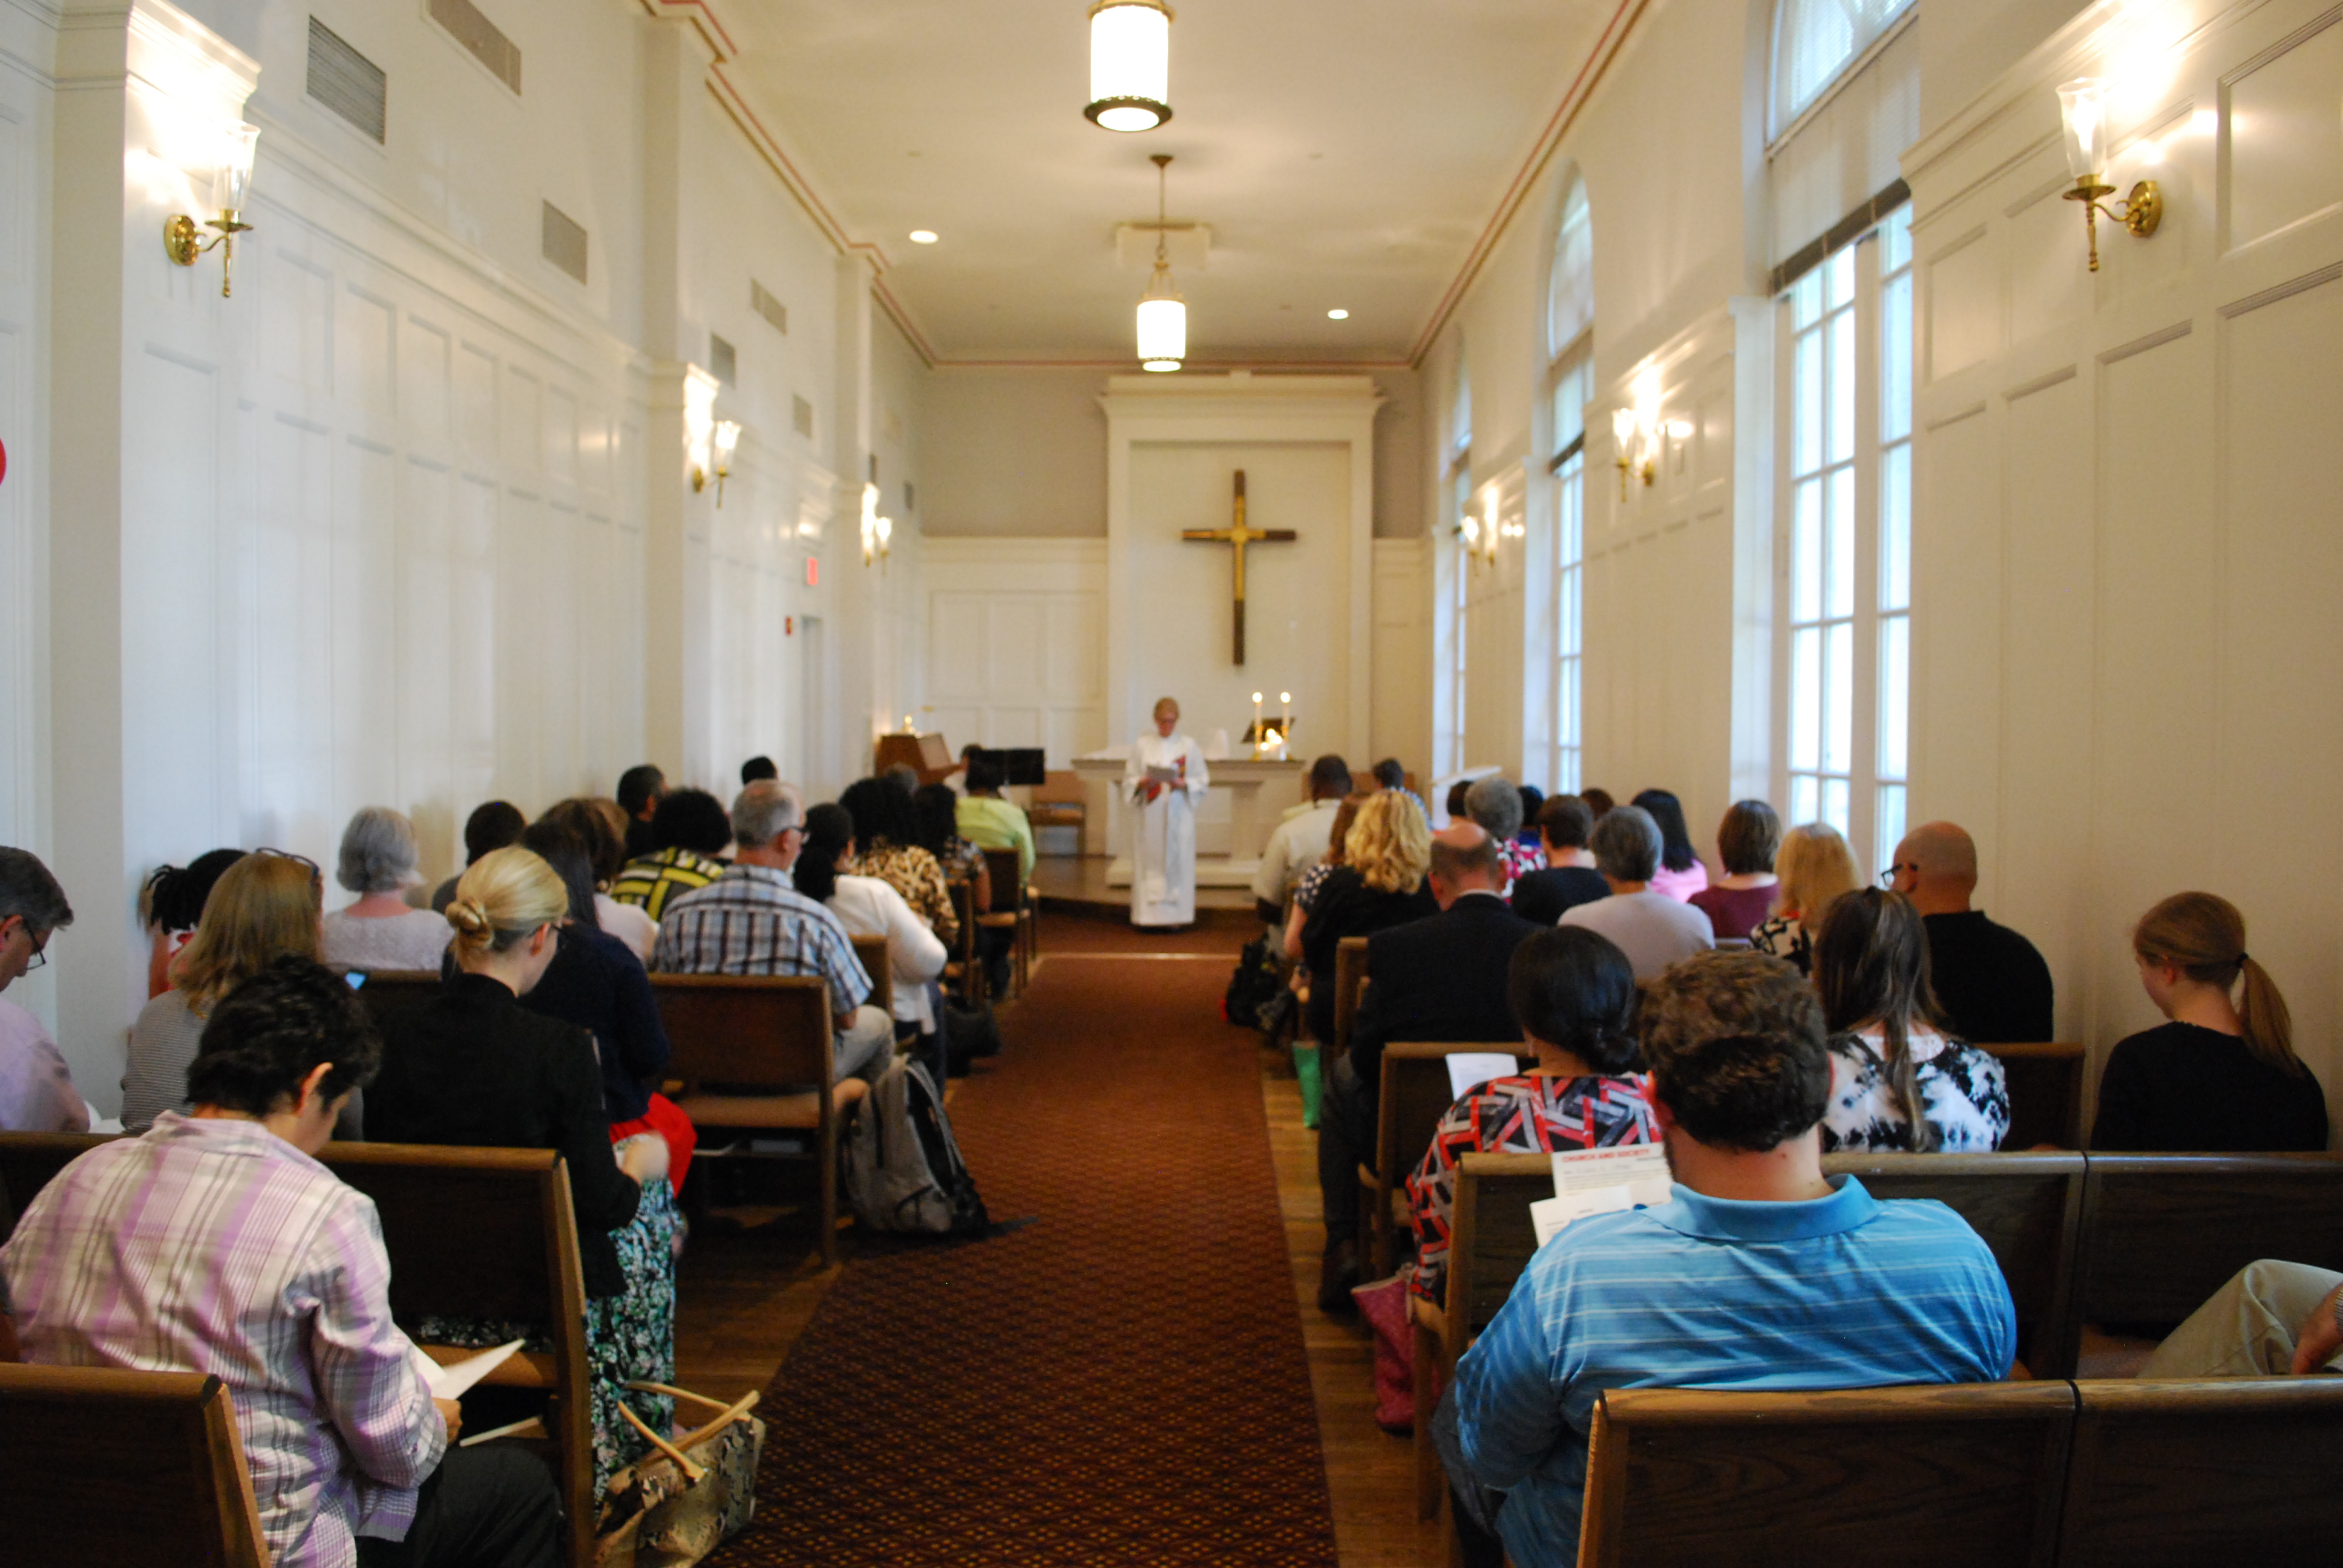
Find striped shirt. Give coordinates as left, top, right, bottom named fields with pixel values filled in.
left=1455, top=1175, right=2014, bottom=1567
left=609, top=846, right=728, bottom=923
left=651, top=863, right=873, bottom=1013
left=0, top=1113, right=444, bottom=1568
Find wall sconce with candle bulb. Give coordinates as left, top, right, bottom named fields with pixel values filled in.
left=860, top=482, right=894, bottom=566
left=2057, top=77, right=2160, bottom=272
left=1611, top=407, right=1654, bottom=499
left=709, top=420, right=740, bottom=506
left=163, top=122, right=260, bottom=296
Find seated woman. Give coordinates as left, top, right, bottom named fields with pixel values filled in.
left=841, top=776, right=957, bottom=946
left=321, top=806, right=456, bottom=973
left=914, top=782, right=1000, bottom=995
left=1749, top=821, right=1861, bottom=974
left=2092, top=892, right=2327, bottom=1152
left=1405, top=927, right=1657, bottom=1309
left=1813, top=888, right=2008, bottom=1152
left=800, top=803, right=948, bottom=1086
left=511, top=822, right=693, bottom=1194
left=537, top=798, right=657, bottom=964
left=1283, top=791, right=1371, bottom=972
left=139, top=848, right=243, bottom=999
left=1689, top=799, right=1781, bottom=941
left=122, top=850, right=324, bottom=1132
left=1299, top=792, right=1438, bottom=1047
left=1631, top=788, right=1709, bottom=903
left=369, top=846, right=673, bottom=1498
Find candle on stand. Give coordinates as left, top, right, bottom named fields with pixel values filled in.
left=1277, top=693, right=1293, bottom=759
left=1251, top=691, right=1265, bottom=757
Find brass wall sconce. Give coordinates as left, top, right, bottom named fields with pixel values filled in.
left=696, top=420, right=739, bottom=505
left=860, top=481, right=894, bottom=566
left=2057, top=79, right=2160, bottom=272
left=163, top=123, right=260, bottom=297
left=1611, top=407, right=1654, bottom=499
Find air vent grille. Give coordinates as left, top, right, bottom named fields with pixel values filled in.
left=429, top=0, right=521, bottom=93
left=752, top=279, right=788, bottom=335
left=307, top=18, right=386, bottom=143
left=903, top=482, right=916, bottom=512
left=710, top=333, right=736, bottom=385
left=793, top=396, right=814, bottom=439
left=541, top=201, right=587, bottom=284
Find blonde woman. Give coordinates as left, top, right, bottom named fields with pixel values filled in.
left=367, top=846, right=675, bottom=1496
left=1297, top=791, right=1436, bottom=1047
left=1749, top=822, right=1861, bottom=975
left=122, top=851, right=323, bottom=1131
left=2094, top=893, right=2327, bottom=1152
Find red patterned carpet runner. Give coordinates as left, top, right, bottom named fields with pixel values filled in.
left=709, top=919, right=1340, bottom=1565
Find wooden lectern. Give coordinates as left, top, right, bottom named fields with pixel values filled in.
left=874, top=732, right=954, bottom=786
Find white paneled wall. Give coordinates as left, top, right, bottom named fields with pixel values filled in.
left=1909, top=0, right=2343, bottom=1129
left=922, top=538, right=1106, bottom=766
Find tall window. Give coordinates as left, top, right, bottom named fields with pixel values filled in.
left=1780, top=204, right=1910, bottom=864
left=1771, top=0, right=1913, bottom=136
left=1545, top=171, right=1593, bottom=795
left=1437, top=350, right=1473, bottom=777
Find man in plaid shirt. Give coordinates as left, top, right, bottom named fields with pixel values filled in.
left=652, top=780, right=894, bottom=1083
left=1, top=959, right=559, bottom=1568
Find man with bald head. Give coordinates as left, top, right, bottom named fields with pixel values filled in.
left=1315, top=821, right=1542, bottom=1310
left=1887, top=821, right=2054, bottom=1044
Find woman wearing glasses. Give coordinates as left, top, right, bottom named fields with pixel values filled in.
left=121, top=851, right=326, bottom=1131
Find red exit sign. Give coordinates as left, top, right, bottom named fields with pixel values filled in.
left=805, top=556, right=819, bottom=587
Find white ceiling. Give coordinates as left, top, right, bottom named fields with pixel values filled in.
left=721, top=1, right=1621, bottom=366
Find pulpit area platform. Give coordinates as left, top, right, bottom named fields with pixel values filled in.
left=1068, top=753, right=1308, bottom=892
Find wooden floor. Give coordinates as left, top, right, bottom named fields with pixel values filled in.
left=672, top=953, right=1443, bottom=1566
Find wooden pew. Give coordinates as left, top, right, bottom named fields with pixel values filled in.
left=1329, top=935, right=1368, bottom=1054
left=1416, top=1149, right=1550, bottom=1518
left=1579, top=1382, right=2076, bottom=1567
left=651, top=973, right=863, bottom=1267
left=0, top=1130, right=108, bottom=1241
left=849, top=931, right=893, bottom=1019
left=0, top=1363, right=270, bottom=1567
left=320, top=1143, right=597, bottom=1568
left=2057, top=1377, right=2343, bottom=1566
left=349, top=967, right=442, bottom=1024
left=978, top=847, right=1031, bottom=997
left=1823, top=1152, right=2086, bottom=1377
left=943, top=877, right=981, bottom=1005
left=1357, top=1042, right=1531, bottom=1277
left=1979, top=1040, right=2087, bottom=1149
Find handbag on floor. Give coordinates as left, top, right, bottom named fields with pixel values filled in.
left=1351, top=1269, right=1418, bottom=1434
left=595, top=1384, right=766, bottom=1568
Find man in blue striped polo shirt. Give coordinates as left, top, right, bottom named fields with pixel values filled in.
left=1447, top=949, right=2016, bottom=1568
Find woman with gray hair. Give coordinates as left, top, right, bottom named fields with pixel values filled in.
left=320, top=806, right=456, bottom=973
left=1463, top=775, right=1543, bottom=887
left=1556, top=805, right=1717, bottom=979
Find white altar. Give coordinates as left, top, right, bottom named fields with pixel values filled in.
left=1071, top=753, right=1308, bottom=887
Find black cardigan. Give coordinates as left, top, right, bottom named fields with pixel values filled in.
left=369, top=972, right=641, bottom=1297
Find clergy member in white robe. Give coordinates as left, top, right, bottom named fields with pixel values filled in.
left=1124, top=696, right=1210, bottom=927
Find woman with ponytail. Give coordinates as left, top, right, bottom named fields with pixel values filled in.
left=1403, top=927, right=1658, bottom=1309
left=2093, top=892, right=2327, bottom=1152
left=367, top=846, right=677, bottom=1496
left=1813, top=888, right=2008, bottom=1153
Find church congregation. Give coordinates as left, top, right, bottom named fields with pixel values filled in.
left=4, top=0, right=2343, bottom=1562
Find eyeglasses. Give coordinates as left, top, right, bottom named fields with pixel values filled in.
left=254, top=847, right=323, bottom=887
left=1879, top=861, right=1916, bottom=887
left=3, top=918, right=44, bottom=970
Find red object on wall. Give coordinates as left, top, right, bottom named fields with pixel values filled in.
left=805, top=557, right=819, bottom=587
left=785, top=616, right=793, bottom=635
left=1, top=436, right=8, bottom=486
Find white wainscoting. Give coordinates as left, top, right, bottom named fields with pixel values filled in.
left=921, top=537, right=1107, bottom=766
left=1370, top=535, right=1432, bottom=778
left=1907, top=0, right=2343, bottom=1131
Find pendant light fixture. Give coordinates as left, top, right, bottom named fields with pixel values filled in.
left=1085, top=0, right=1173, bottom=132
left=1135, top=154, right=1185, bottom=372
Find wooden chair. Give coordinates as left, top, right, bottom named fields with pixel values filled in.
left=1329, top=935, right=1369, bottom=1056
left=651, top=973, right=864, bottom=1267
left=1579, top=1382, right=2076, bottom=1567
left=2068, top=1152, right=2343, bottom=1362
left=2057, top=1377, right=2343, bottom=1567
left=0, top=1363, right=270, bottom=1567
left=943, top=877, right=981, bottom=1005
left=319, top=1143, right=597, bottom=1568
left=978, top=847, right=1031, bottom=997
left=1823, top=1151, right=2086, bottom=1377
left=1414, top=1149, right=1551, bottom=1518
left=1026, top=769, right=1089, bottom=856
left=1978, top=1041, right=2087, bottom=1148
left=1357, top=1043, right=1531, bottom=1277
left=349, top=968, right=444, bottom=1024
left=848, top=932, right=893, bottom=1019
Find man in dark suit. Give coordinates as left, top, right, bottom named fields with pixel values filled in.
left=1317, top=821, right=1542, bottom=1310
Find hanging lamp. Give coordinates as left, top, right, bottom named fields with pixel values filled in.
left=1085, top=0, right=1173, bottom=132
left=1135, top=154, right=1185, bottom=371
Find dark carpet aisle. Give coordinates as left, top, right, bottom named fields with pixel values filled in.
left=711, top=916, right=1342, bottom=1566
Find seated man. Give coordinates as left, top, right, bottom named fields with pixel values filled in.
left=0, top=846, right=91, bottom=1132
left=1371, top=757, right=1428, bottom=823
left=610, top=786, right=733, bottom=923
left=1253, top=754, right=1351, bottom=927
left=1509, top=795, right=1610, bottom=927
left=1463, top=776, right=1543, bottom=887
left=0, top=958, right=560, bottom=1568
left=2140, top=1259, right=2343, bottom=1379
left=652, top=781, right=893, bottom=1083
left=1445, top=949, right=2014, bottom=1568
left=1558, top=805, right=1715, bottom=978
left=1889, top=820, right=2053, bottom=1043
left=1317, top=822, right=1540, bottom=1310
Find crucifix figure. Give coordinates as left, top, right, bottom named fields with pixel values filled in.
left=1182, top=470, right=1296, bottom=665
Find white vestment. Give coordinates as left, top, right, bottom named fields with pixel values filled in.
left=1124, top=731, right=1210, bottom=926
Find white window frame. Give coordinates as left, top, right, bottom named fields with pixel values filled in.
left=1435, top=353, right=1473, bottom=779
left=1545, top=339, right=1591, bottom=796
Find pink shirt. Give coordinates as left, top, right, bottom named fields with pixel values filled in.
left=1648, top=861, right=1710, bottom=903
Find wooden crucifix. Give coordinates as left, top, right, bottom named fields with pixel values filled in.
left=1181, top=470, right=1296, bottom=666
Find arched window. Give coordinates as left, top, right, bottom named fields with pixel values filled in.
left=1546, top=172, right=1593, bottom=361
left=1771, top=0, right=1913, bottom=137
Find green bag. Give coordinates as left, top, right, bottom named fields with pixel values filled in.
left=1293, top=1042, right=1323, bottom=1129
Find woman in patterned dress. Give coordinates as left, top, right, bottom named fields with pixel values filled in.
left=1404, top=926, right=1659, bottom=1309
left=1749, top=820, right=1862, bottom=975
left=841, top=777, right=957, bottom=945
left=1812, top=887, right=2008, bottom=1153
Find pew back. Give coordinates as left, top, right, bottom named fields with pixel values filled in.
left=348, top=968, right=443, bottom=1025
left=1331, top=936, right=1369, bottom=1055
left=2057, top=1377, right=2343, bottom=1567
left=2074, top=1154, right=2343, bottom=1333
left=1581, top=1382, right=2075, bottom=1568
left=0, top=1130, right=108, bottom=1241
left=849, top=932, right=893, bottom=1018
left=1365, top=1044, right=1532, bottom=1276
left=0, top=1363, right=269, bottom=1568
left=1979, top=1041, right=2086, bottom=1149
left=1447, top=1151, right=1551, bottom=1347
